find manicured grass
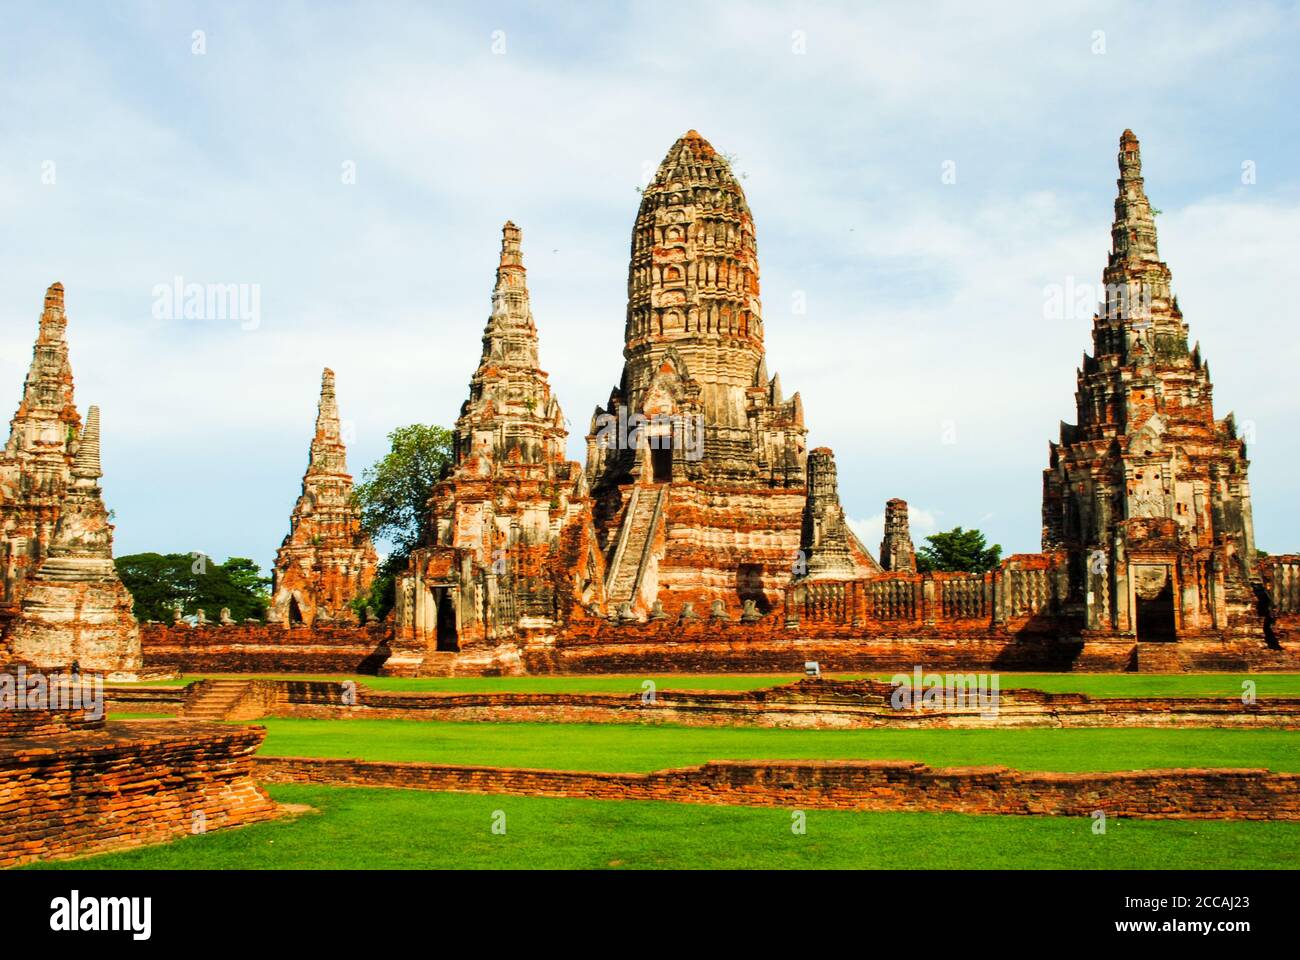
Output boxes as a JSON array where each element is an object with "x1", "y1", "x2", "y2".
[
  {"x1": 115, "y1": 672, "x2": 1300, "y2": 697},
  {"x1": 27, "y1": 783, "x2": 1300, "y2": 869},
  {"x1": 246, "y1": 716, "x2": 1300, "y2": 774}
]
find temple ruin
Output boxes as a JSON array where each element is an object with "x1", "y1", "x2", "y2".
[
  {"x1": 0, "y1": 286, "x2": 141, "y2": 677},
  {"x1": 380, "y1": 128, "x2": 1299, "y2": 674},
  {"x1": 269, "y1": 368, "x2": 377, "y2": 626},
  {"x1": 1043, "y1": 130, "x2": 1265, "y2": 647},
  {"x1": 0, "y1": 284, "x2": 81, "y2": 621},
  {"x1": 6, "y1": 407, "x2": 142, "y2": 678},
  {"x1": 391, "y1": 223, "x2": 605, "y2": 674}
]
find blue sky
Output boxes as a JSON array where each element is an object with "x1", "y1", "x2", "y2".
[{"x1": 2, "y1": 1, "x2": 1298, "y2": 571}]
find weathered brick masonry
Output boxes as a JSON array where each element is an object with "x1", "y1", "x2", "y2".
[
  {"x1": 117, "y1": 676, "x2": 1300, "y2": 730},
  {"x1": 139, "y1": 621, "x2": 390, "y2": 673},
  {"x1": 255, "y1": 755, "x2": 1300, "y2": 820},
  {"x1": 0, "y1": 715, "x2": 279, "y2": 868}
]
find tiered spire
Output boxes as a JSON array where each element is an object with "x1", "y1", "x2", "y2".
[
  {"x1": 308, "y1": 368, "x2": 348, "y2": 476},
  {"x1": 4, "y1": 282, "x2": 80, "y2": 463},
  {"x1": 456, "y1": 222, "x2": 565, "y2": 469},
  {"x1": 8, "y1": 403, "x2": 142, "y2": 678},
  {"x1": 1110, "y1": 130, "x2": 1160, "y2": 266},
  {"x1": 44, "y1": 406, "x2": 114, "y2": 566},
  {"x1": 270, "y1": 368, "x2": 377, "y2": 624},
  {"x1": 480, "y1": 221, "x2": 541, "y2": 371}
]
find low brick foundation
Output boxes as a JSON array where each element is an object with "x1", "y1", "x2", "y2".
[
  {"x1": 140, "y1": 621, "x2": 391, "y2": 673},
  {"x1": 261, "y1": 677, "x2": 1300, "y2": 729},
  {"x1": 137, "y1": 620, "x2": 1300, "y2": 677},
  {"x1": 1, "y1": 719, "x2": 281, "y2": 868},
  {"x1": 254, "y1": 755, "x2": 1300, "y2": 820}
]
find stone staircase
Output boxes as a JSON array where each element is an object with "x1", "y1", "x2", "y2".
[
  {"x1": 605, "y1": 485, "x2": 666, "y2": 605},
  {"x1": 1134, "y1": 642, "x2": 1184, "y2": 673},
  {"x1": 181, "y1": 678, "x2": 256, "y2": 721},
  {"x1": 420, "y1": 652, "x2": 460, "y2": 677}
]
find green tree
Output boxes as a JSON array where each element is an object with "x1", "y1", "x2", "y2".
[
  {"x1": 915, "y1": 527, "x2": 1003, "y2": 574},
  {"x1": 114, "y1": 553, "x2": 271, "y2": 622},
  {"x1": 351, "y1": 424, "x2": 454, "y2": 617}
]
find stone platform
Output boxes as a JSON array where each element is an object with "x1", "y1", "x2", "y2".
[
  {"x1": 0, "y1": 714, "x2": 281, "y2": 868},
  {"x1": 111, "y1": 677, "x2": 1300, "y2": 730},
  {"x1": 255, "y1": 755, "x2": 1300, "y2": 820}
]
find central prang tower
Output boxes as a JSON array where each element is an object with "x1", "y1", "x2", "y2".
[{"x1": 587, "y1": 131, "x2": 876, "y2": 618}]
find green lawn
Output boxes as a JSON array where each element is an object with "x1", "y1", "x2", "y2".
[
  {"x1": 116, "y1": 672, "x2": 1300, "y2": 697},
  {"x1": 26, "y1": 783, "x2": 1300, "y2": 869},
  {"x1": 244, "y1": 716, "x2": 1300, "y2": 774}
]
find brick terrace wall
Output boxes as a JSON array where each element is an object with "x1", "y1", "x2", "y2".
[
  {"x1": 140, "y1": 622, "x2": 392, "y2": 674},
  {"x1": 531, "y1": 626, "x2": 1084, "y2": 674},
  {"x1": 0, "y1": 706, "x2": 104, "y2": 738},
  {"x1": 254, "y1": 677, "x2": 1300, "y2": 730},
  {"x1": 0, "y1": 720, "x2": 280, "y2": 868},
  {"x1": 255, "y1": 755, "x2": 1300, "y2": 820}
]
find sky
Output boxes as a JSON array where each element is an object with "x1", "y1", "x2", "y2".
[{"x1": 2, "y1": 1, "x2": 1298, "y2": 573}]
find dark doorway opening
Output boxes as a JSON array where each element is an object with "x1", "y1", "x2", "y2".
[
  {"x1": 1136, "y1": 580, "x2": 1177, "y2": 642},
  {"x1": 435, "y1": 590, "x2": 459, "y2": 652},
  {"x1": 288, "y1": 596, "x2": 304, "y2": 625},
  {"x1": 651, "y1": 445, "x2": 672, "y2": 483}
]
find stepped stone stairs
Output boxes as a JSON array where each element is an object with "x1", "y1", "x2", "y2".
[
  {"x1": 181, "y1": 678, "x2": 256, "y2": 720},
  {"x1": 605, "y1": 485, "x2": 667, "y2": 607},
  {"x1": 1134, "y1": 642, "x2": 1185, "y2": 673}
]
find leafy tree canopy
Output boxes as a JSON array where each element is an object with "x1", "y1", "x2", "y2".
[
  {"x1": 351, "y1": 424, "x2": 454, "y2": 618},
  {"x1": 115, "y1": 553, "x2": 271, "y2": 622},
  {"x1": 914, "y1": 527, "x2": 1003, "y2": 574}
]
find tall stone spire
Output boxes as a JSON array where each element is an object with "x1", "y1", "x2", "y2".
[
  {"x1": 0, "y1": 283, "x2": 84, "y2": 609},
  {"x1": 393, "y1": 221, "x2": 595, "y2": 670},
  {"x1": 5, "y1": 282, "x2": 80, "y2": 459},
  {"x1": 7, "y1": 405, "x2": 142, "y2": 678},
  {"x1": 309, "y1": 368, "x2": 347, "y2": 475},
  {"x1": 1111, "y1": 130, "x2": 1160, "y2": 266},
  {"x1": 480, "y1": 221, "x2": 541, "y2": 371},
  {"x1": 270, "y1": 368, "x2": 377, "y2": 625},
  {"x1": 456, "y1": 222, "x2": 565, "y2": 469},
  {"x1": 1043, "y1": 131, "x2": 1258, "y2": 643}
]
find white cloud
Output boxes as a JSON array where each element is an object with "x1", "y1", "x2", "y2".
[{"x1": 1, "y1": 1, "x2": 1298, "y2": 567}]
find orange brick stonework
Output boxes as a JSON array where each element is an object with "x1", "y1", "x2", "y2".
[
  {"x1": 146, "y1": 676, "x2": 1300, "y2": 730},
  {"x1": 255, "y1": 755, "x2": 1300, "y2": 821},
  {"x1": 0, "y1": 705, "x2": 280, "y2": 868},
  {"x1": 370, "y1": 130, "x2": 1300, "y2": 676}
]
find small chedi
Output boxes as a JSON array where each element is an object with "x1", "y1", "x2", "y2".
[
  {"x1": 379, "y1": 128, "x2": 1300, "y2": 675},
  {"x1": 269, "y1": 368, "x2": 377, "y2": 625},
  {"x1": 6, "y1": 407, "x2": 141, "y2": 678},
  {"x1": 879, "y1": 498, "x2": 917, "y2": 574},
  {"x1": 391, "y1": 222, "x2": 604, "y2": 674}
]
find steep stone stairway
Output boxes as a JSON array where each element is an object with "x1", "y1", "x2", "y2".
[
  {"x1": 605, "y1": 485, "x2": 667, "y2": 605},
  {"x1": 181, "y1": 678, "x2": 255, "y2": 721}
]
